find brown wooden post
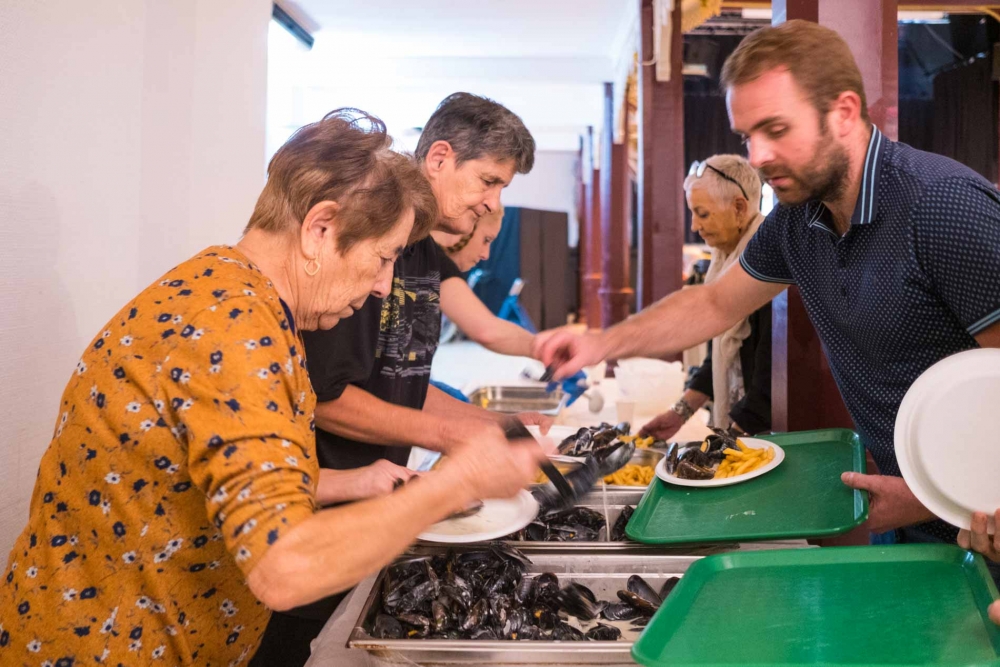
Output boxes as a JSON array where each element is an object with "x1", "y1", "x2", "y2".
[
  {"x1": 820, "y1": 0, "x2": 899, "y2": 140},
  {"x1": 599, "y1": 84, "x2": 634, "y2": 327},
  {"x1": 769, "y1": 0, "x2": 854, "y2": 434},
  {"x1": 637, "y1": 0, "x2": 685, "y2": 309},
  {"x1": 771, "y1": 0, "x2": 818, "y2": 24},
  {"x1": 583, "y1": 126, "x2": 603, "y2": 330}
]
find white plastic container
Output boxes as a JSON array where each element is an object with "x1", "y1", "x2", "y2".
[{"x1": 613, "y1": 357, "x2": 685, "y2": 415}]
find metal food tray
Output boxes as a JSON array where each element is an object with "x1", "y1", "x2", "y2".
[
  {"x1": 500, "y1": 489, "x2": 730, "y2": 553},
  {"x1": 348, "y1": 550, "x2": 704, "y2": 665},
  {"x1": 468, "y1": 385, "x2": 564, "y2": 415}
]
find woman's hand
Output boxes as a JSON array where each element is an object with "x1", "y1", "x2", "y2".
[
  {"x1": 442, "y1": 425, "x2": 546, "y2": 500},
  {"x1": 957, "y1": 510, "x2": 1000, "y2": 563},
  {"x1": 316, "y1": 460, "x2": 418, "y2": 506}
]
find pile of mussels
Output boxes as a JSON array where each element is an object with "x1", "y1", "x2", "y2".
[
  {"x1": 663, "y1": 428, "x2": 741, "y2": 481},
  {"x1": 370, "y1": 544, "x2": 678, "y2": 642},
  {"x1": 507, "y1": 505, "x2": 636, "y2": 542},
  {"x1": 557, "y1": 422, "x2": 632, "y2": 457}
]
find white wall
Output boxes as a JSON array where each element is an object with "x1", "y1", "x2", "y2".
[
  {"x1": 502, "y1": 150, "x2": 581, "y2": 246},
  {"x1": 0, "y1": 0, "x2": 270, "y2": 566}
]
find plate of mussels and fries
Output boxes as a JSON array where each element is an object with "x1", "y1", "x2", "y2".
[{"x1": 655, "y1": 430, "x2": 785, "y2": 488}]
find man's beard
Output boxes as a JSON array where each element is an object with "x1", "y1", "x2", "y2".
[{"x1": 760, "y1": 126, "x2": 850, "y2": 206}]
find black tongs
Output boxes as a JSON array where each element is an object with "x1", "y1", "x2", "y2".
[{"x1": 502, "y1": 418, "x2": 578, "y2": 506}]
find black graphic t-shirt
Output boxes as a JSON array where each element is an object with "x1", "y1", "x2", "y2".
[{"x1": 302, "y1": 236, "x2": 463, "y2": 470}]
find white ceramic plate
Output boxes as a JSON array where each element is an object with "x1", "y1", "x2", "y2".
[
  {"x1": 417, "y1": 490, "x2": 539, "y2": 544},
  {"x1": 655, "y1": 437, "x2": 785, "y2": 488},
  {"x1": 895, "y1": 348, "x2": 1000, "y2": 532}
]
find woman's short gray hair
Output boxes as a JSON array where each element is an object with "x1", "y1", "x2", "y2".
[{"x1": 683, "y1": 154, "x2": 762, "y2": 215}]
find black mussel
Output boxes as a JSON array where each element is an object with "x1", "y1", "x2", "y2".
[
  {"x1": 489, "y1": 595, "x2": 511, "y2": 629},
  {"x1": 424, "y1": 560, "x2": 440, "y2": 588},
  {"x1": 460, "y1": 598, "x2": 490, "y2": 633},
  {"x1": 547, "y1": 525, "x2": 585, "y2": 542},
  {"x1": 523, "y1": 521, "x2": 548, "y2": 541},
  {"x1": 665, "y1": 442, "x2": 681, "y2": 474},
  {"x1": 558, "y1": 583, "x2": 602, "y2": 621},
  {"x1": 615, "y1": 421, "x2": 631, "y2": 436},
  {"x1": 659, "y1": 576, "x2": 680, "y2": 600},
  {"x1": 674, "y1": 459, "x2": 716, "y2": 481},
  {"x1": 553, "y1": 507, "x2": 607, "y2": 532},
  {"x1": 617, "y1": 590, "x2": 658, "y2": 616},
  {"x1": 679, "y1": 445, "x2": 713, "y2": 468},
  {"x1": 398, "y1": 580, "x2": 437, "y2": 612},
  {"x1": 529, "y1": 604, "x2": 560, "y2": 631},
  {"x1": 602, "y1": 602, "x2": 643, "y2": 621},
  {"x1": 372, "y1": 613, "x2": 404, "y2": 639},
  {"x1": 585, "y1": 623, "x2": 622, "y2": 641},
  {"x1": 591, "y1": 423, "x2": 622, "y2": 449},
  {"x1": 489, "y1": 542, "x2": 532, "y2": 569},
  {"x1": 610, "y1": 506, "x2": 634, "y2": 542},
  {"x1": 551, "y1": 622, "x2": 586, "y2": 641},
  {"x1": 431, "y1": 630, "x2": 462, "y2": 640},
  {"x1": 515, "y1": 624, "x2": 544, "y2": 640},
  {"x1": 710, "y1": 427, "x2": 740, "y2": 449},
  {"x1": 382, "y1": 572, "x2": 423, "y2": 613},
  {"x1": 431, "y1": 600, "x2": 449, "y2": 633},
  {"x1": 468, "y1": 627, "x2": 499, "y2": 640},
  {"x1": 502, "y1": 607, "x2": 528, "y2": 638},
  {"x1": 534, "y1": 573, "x2": 560, "y2": 603},
  {"x1": 514, "y1": 576, "x2": 535, "y2": 606},
  {"x1": 631, "y1": 616, "x2": 650, "y2": 628},
  {"x1": 439, "y1": 583, "x2": 472, "y2": 611},
  {"x1": 486, "y1": 563, "x2": 522, "y2": 597},
  {"x1": 397, "y1": 612, "x2": 431, "y2": 638},
  {"x1": 560, "y1": 427, "x2": 594, "y2": 456},
  {"x1": 627, "y1": 575, "x2": 662, "y2": 606}
]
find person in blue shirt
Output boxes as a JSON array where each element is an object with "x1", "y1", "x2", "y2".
[{"x1": 535, "y1": 20, "x2": 1000, "y2": 563}]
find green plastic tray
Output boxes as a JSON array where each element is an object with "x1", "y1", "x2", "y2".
[
  {"x1": 626, "y1": 429, "x2": 868, "y2": 544},
  {"x1": 632, "y1": 544, "x2": 1000, "y2": 667}
]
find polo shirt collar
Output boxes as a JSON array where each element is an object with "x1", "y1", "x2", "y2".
[
  {"x1": 851, "y1": 126, "x2": 886, "y2": 226},
  {"x1": 805, "y1": 125, "x2": 887, "y2": 235}
]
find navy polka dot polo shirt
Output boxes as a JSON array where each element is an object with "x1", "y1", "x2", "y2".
[{"x1": 741, "y1": 126, "x2": 1000, "y2": 541}]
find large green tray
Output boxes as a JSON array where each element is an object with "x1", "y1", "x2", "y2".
[
  {"x1": 632, "y1": 544, "x2": 1000, "y2": 667},
  {"x1": 626, "y1": 429, "x2": 868, "y2": 544}
]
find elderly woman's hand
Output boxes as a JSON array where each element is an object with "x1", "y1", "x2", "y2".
[
  {"x1": 957, "y1": 510, "x2": 1000, "y2": 563},
  {"x1": 443, "y1": 424, "x2": 546, "y2": 501},
  {"x1": 639, "y1": 410, "x2": 686, "y2": 441}
]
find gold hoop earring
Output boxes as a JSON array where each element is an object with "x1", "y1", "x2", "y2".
[{"x1": 304, "y1": 258, "x2": 321, "y2": 277}]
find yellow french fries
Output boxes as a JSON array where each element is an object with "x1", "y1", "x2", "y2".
[
  {"x1": 713, "y1": 443, "x2": 773, "y2": 479},
  {"x1": 604, "y1": 464, "x2": 655, "y2": 486}
]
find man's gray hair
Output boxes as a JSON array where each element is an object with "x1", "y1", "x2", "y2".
[
  {"x1": 415, "y1": 92, "x2": 535, "y2": 174},
  {"x1": 684, "y1": 154, "x2": 762, "y2": 215}
]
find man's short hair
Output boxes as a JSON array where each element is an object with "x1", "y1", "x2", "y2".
[
  {"x1": 721, "y1": 20, "x2": 870, "y2": 123},
  {"x1": 415, "y1": 93, "x2": 535, "y2": 174}
]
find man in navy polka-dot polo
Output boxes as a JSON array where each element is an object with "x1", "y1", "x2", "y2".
[{"x1": 535, "y1": 21, "x2": 1000, "y2": 564}]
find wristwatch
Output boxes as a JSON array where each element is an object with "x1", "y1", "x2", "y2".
[{"x1": 670, "y1": 397, "x2": 694, "y2": 421}]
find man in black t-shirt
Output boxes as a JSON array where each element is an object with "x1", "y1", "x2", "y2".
[{"x1": 250, "y1": 93, "x2": 542, "y2": 666}]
